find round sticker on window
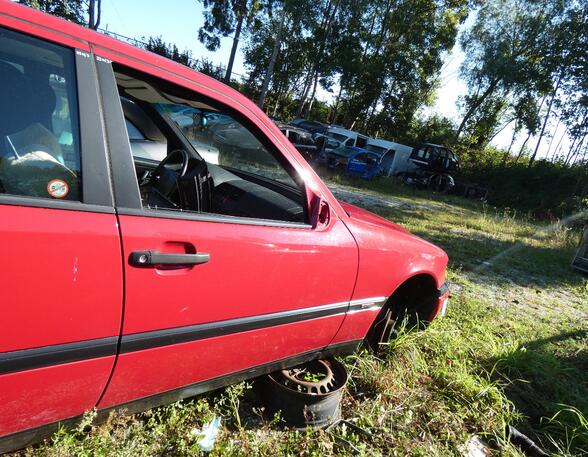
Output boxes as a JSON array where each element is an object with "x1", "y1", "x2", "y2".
[{"x1": 47, "y1": 179, "x2": 69, "y2": 199}]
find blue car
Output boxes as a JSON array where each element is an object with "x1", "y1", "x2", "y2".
[
  {"x1": 317, "y1": 145, "x2": 383, "y2": 179},
  {"x1": 345, "y1": 149, "x2": 383, "y2": 179}
]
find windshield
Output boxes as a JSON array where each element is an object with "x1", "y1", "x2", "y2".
[
  {"x1": 153, "y1": 103, "x2": 297, "y2": 186},
  {"x1": 326, "y1": 131, "x2": 349, "y2": 142},
  {"x1": 333, "y1": 145, "x2": 358, "y2": 157}
]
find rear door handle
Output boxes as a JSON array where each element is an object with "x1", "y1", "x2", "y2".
[{"x1": 129, "y1": 250, "x2": 210, "y2": 267}]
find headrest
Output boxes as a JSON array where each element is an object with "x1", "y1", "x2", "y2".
[
  {"x1": 30, "y1": 76, "x2": 57, "y2": 129},
  {"x1": 0, "y1": 61, "x2": 32, "y2": 136}
]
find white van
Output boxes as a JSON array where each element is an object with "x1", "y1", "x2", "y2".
[
  {"x1": 365, "y1": 139, "x2": 415, "y2": 176},
  {"x1": 324, "y1": 126, "x2": 369, "y2": 148}
]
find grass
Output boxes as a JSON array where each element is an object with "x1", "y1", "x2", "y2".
[{"x1": 14, "y1": 175, "x2": 588, "y2": 456}]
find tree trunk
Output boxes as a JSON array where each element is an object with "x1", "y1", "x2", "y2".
[
  {"x1": 545, "y1": 115, "x2": 561, "y2": 160},
  {"x1": 515, "y1": 131, "x2": 532, "y2": 163},
  {"x1": 296, "y1": 70, "x2": 314, "y2": 117},
  {"x1": 225, "y1": 13, "x2": 244, "y2": 83},
  {"x1": 88, "y1": 0, "x2": 101, "y2": 29},
  {"x1": 551, "y1": 129, "x2": 567, "y2": 161},
  {"x1": 306, "y1": 71, "x2": 320, "y2": 116},
  {"x1": 502, "y1": 119, "x2": 518, "y2": 164},
  {"x1": 296, "y1": 0, "x2": 340, "y2": 117},
  {"x1": 331, "y1": 83, "x2": 344, "y2": 123},
  {"x1": 564, "y1": 136, "x2": 578, "y2": 164},
  {"x1": 272, "y1": 98, "x2": 280, "y2": 117},
  {"x1": 258, "y1": 5, "x2": 287, "y2": 109},
  {"x1": 455, "y1": 77, "x2": 501, "y2": 140},
  {"x1": 528, "y1": 76, "x2": 562, "y2": 167},
  {"x1": 565, "y1": 134, "x2": 585, "y2": 165}
]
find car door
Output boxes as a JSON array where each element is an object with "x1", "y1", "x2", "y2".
[
  {"x1": 0, "y1": 26, "x2": 122, "y2": 440},
  {"x1": 90, "y1": 56, "x2": 359, "y2": 408}
]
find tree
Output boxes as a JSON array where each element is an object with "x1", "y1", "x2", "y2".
[
  {"x1": 143, "y1": 36, "x2": 195, "y2": 68},
  {"x1": 457, "y1": 0, "x2": 566, "y2": 147},
  {"x1": 19, "y1": 0, "x2": 101, "y2": 30},
  {"x1": 88, "y1": 0, "x2": 101, "y2": 30},
  {"x1": 257, "y1": 2, "x2": 286, "y2": 108},
  {"x1": 198, "y1": 0, "x2": 267, "y2": 83},
  {"x1": 553, "y1": 2, "x2": 588, "y2": 166},
  {"x1": 17, "y1": 0, "x2": 85, "y2": 24},
  {"x1": 242, "y1": 0, "x2": 321, "y2": 118},
  {"x1": 243, "y1": 0, "x2": 469, "y2": 134}
]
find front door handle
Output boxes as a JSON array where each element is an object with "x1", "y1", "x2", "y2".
[{"x1": 129, "y1": 250, "x2": 210, "y2": 267}]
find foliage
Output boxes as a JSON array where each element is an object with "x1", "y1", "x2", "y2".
[
  {"x1": 142, "y1": 36, "x2": 195, "y2": 68},
  {"x1": 457, "y1": 0, "x2": 588, "y2": 162},
  {"x1": 400, "y1": 114, "x2": 458, "y2": 147},
  {"x1": 244, "y1": 0, "x2": 469, "y2": 139},
  {"x1": 17, "y1": 0, "x2": 85, "y2": 24},
  {"x1": 196, "y1": 58, "x2": 227, "y2": 80},
  {"x1": 459, "y1": 159, "x2": 588, "y2": 220}
]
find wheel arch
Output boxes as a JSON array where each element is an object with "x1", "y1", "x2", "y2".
[
  {"x1": 364, "y1": 272, "x2": 441, "y2": 351},
  {"x1": 384, "y1": 272, "x2": 440, "y2": 323}
]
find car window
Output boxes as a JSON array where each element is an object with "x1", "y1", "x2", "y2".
[
  {"x1": 289, "y1": 131, "x2": 301, "y2": 143},
  {"x1": 156, "y1": 103, "x2": 294, "y2": 182},
  {"x1": 327, "y1": 131, "x2": 347, "y2": 143},
  {"x1": 0, "y1": 27, "x2": 81, "y2": 201},
  {"x1": 345, "y1": 138, "x2": 355, "y2": 147},
  {"x1": 365, "y1": 144, "x2": 387, "y2": 155},
  {"x1": 356, "y1": 136, "x2": 368, "y2": 148},
  {"x1": 300, "y1": 134, "x2": 315, "y2": 146},
  {"x1": 114, "y1": 67, "x2": 306, "y2": 223}
]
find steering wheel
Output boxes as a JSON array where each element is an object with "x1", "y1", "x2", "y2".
[{"x1": 146, "y1": 149, "x2": 190, "y2": 208}]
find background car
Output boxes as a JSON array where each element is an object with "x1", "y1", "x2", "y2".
[
  {"x1": 345, "y1": 150, "x2": 384, "y2": 179},
  {"x1": 290, "y1": 118, "x2": 328, "y2": 136},
  {"x1": 274, "y1": 121, "x2": 319, "y2": 161}
]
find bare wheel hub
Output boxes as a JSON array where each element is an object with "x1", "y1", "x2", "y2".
[{"x1": 278, "y1": 359, "x2": 337, "y2": 395}]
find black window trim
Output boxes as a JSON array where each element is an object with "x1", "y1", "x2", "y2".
[
  {"x1": 96, "y1": 57, "x2": 315, "y2": 229},
  {"x1": 116, "y1": 206, "x2": 312, "y2": 229},
  {"x1": 0, "y1": 26, "x2": 114, "y2": 213}
]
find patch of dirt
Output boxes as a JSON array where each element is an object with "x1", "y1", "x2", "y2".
[
  {"x1": 465, "y1": 270, "x2": 587, "y2": 320},
  {"x1": 328, "y1": 184, "x2": 407, "y2": 211}
]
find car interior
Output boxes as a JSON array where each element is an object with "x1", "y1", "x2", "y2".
[{"x1": 114, "y1": 69, "x2": 308, "y2": 224}]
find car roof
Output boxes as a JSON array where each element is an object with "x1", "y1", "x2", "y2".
[
  {"x1": 327, "y1": 126, "x2": 360, "y2": 137},
  {"x1": 422, "y1": 143, "x2": 445, "y2": 147},
  {"x1": 276, "y1": 122, "x2": 314, "y2": 136},
  {"x1": 367, "y1": 138, "x2": 397, "y2": 148}
]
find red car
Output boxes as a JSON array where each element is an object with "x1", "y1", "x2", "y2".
[{"x1": 0, "y1": 2, "x2": 449, "y2": 452}]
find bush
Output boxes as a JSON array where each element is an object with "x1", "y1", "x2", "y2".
[{"x1": 459, "y1": 158, "x2": 588, "y2": 220}]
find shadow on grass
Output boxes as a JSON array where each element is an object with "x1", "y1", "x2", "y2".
[
  {"x1": 404, "y1": 220, "x2": 582, "y2": 290},
  {"x1": 483, "y1": 329, "x2": 588, "y2": 452},
  {"x1": 474, "y1": 244, "x2": 584, "y2": 297}
]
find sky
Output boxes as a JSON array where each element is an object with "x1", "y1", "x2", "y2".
[{"x1": 99, "y1": 0, "x2": 566, "y2": 159}]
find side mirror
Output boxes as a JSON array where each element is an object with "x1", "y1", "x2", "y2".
[
  {"x1": 310, "y1": 196, "x2": 330, "y2": 228},
  {"x1": 191, "y1": 112, "x2": 209, "y2": 131},
  {"x1": 200, "y1": 113, "x2": 208, "y2": 131}
]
